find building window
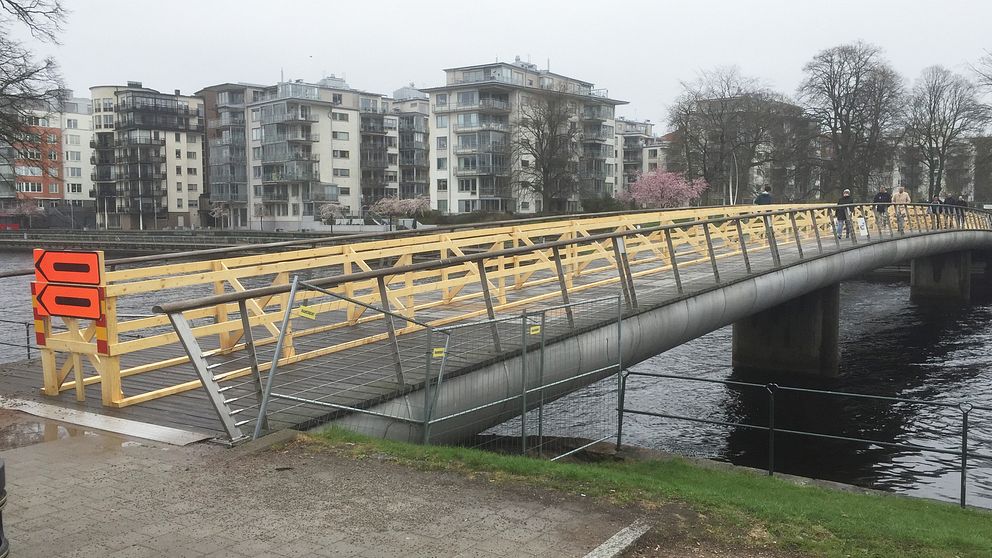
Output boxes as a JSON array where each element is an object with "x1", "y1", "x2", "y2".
[
  {"x1": 252, "y1": 166, "x2": 262, "y2": 178},
  {"x1": 332, "y1": 150, "x2": 350, "y2": 159},
  {"x1": 46, "y1": 134, "x2": 57, "y2": 143},
  {"x1": 437, "y1": 136, "x2": 447, "y2": 150},
  {"x1": 521, "y1": 159, "x2": 529, "y2": 168},
  {"x1": 333, "y1": 168, "x2": 350, "y2": 177},
  {"x1": 67, "y1": 183, "x2": 82, "y2": 193},
  {"x1": 177, "y1": 182, "x2": 183, "y2": 192},
  {"x1": 187, "y1": 167, "x2": 198, "y2": 176},
  {"x1": 102, "y1": 99, "x2": 113, "y2": 112},
  {"x1": 251, "y1": 128, "x2": 261, "y2": 140},
  {"x1": 252, "y1": 147, "x2": 262, "y2": 159},
  {"x1": 648, "y1": 149, "x2": 658, "y2": 158},
  {"x1": 437, "y1": 179, "x2": 448, "y2": 191},
  {"x1": 68, "y1": 167, "x2": 81, "y2": 177},
  {"x1": 187, "y1": 151, "x2": 197, "y2": 159},
  {"x1": 188, "y1": 134, "x2": 198, "y2": 143},
  {"x1": 331, "y1": 112, "x2": 349, "y2": 121},
  {"x1": 48, "y1": 183, "x2": 58, "y2": 193},
  {"x1": 102, "y1": 115, "x2": 113, "y2": 128},
  {"x1": 435, "y1": 94, "x2": 447, "y2": 107},
  {"x1": 177, "y1": 198, "x2": 184, "y2": 208},
  {"x1": 458, "y1": 178, "x2": 477, "y2": 193},
  {"x1": 520, "y1": 201, "x2": 530, "y2": 210},
  {"x1": 292, "y1": 203, "x2": 300, "y2": 216},
  {"x1": 16, "y1": 182, "x2": 42, "y2": 192},
  {"x1": 189, "y1": 183, "x2": 198, "y2": 192},
  {"x1": 338, "y1": 187, "x2": 350, "y2": 195},
  {"x1": 437, "y1": 199, "x2": 448, "y2": 213},
  {"x1": 251, "y1": 109, "x2": 259, "y2": 122},
  {"x1": 176, "y1": 166, "x2": 183, "y2": 175},
  {"x1": 65, "y1": 118, "x2": 78, "y2": 129},
  {"x1": 332, "y1": 93, "x2": 343, "y2": 104},
  {"x1": 15, "y1": 165, "x2": 42, "y2": 176},
  {"x1": 648, "y1": 163, "x2": 658, "y2": 171},
  {"x1": 48, "y1": 151, "x2": 58, "y2": 161},
  {"x1": 173, "y1": 132, "x2": 180, "y2": 142},
  {"x1": 175, "y1": 149, "x2": 182, "y2": 158},
  {"x1": 435, "y1": 115, "x2": 448, "y2": 128},
  {"x1": 64, "y1": 151, "x2": 80, "y2": 161},
  {"x1": 332, "y1": 131, "x2": 349, "y2": 140},
  {"x1": 66, "y1": 134, "x2": 79, "y2": 145},
  {"x1": 437, "y1": 157, "x2": 447, "y2": 170},
  {"x1": 189, "y1": 199, "x2": 199, "y2": 209}
]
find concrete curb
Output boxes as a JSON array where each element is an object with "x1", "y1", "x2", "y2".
[{"x1": 583, "y1": 518, "x2": 652, "y2": 558}]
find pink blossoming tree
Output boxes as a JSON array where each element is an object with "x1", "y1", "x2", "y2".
[
  {"x1": 370, "y1": 196, "x2": 430, "y2": 230},
  {"x1": 621, "y1": 171, "x2": 708, "y2": 208}
]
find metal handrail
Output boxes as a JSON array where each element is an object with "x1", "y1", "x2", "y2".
[
  {"x1": 620, "y1": 370, "x2": 991, "y2": 508},
  {"x1": 153, "y1": 203, "x2": 992, "y2": 315}
]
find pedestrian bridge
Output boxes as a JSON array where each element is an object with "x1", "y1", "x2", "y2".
[{"x1": 23, "y1": 203, "x2": 992, "y2": 444}]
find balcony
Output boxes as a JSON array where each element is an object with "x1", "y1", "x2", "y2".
[
  {"x1": 582, "y1": 105, "x2": 614, "y2": 121},
  {"x1": 453, "y1": 74, "x2": 515, "y2": 87},
  {"x1": 580, "y1": 169, "x2": 610, "y2": 180},
  {"x1": 479, "y1": 99, "x2": 511, "y2": 112},
  {"x1": 306, "y1": 183, "x2": 339, "y2": 202},
  {"x1": 262, "y1": 169, "x2": 320, "y2": 183},
  {"x1": 260, "y1": 190, "x2": 290, "y2": 201},
  {"x1": 262, "y1": 151, "x2": 319, "y2": 163},
  {"x1": 262, "y1": 132, "x2": 318, "y2": 144},
  {"x1": 623, "y1": 142, "x2": 643, "y2": 151},
  {"x1": 117, "y1": 153, "x2": 166, "y2": 164},
  {"x1": 452, "y1": 121, "x2": 509, "y2": 132},
  {"x1": 453, "y1": 143, "x2": 508, "y2": 155},
  {"x1": 582, "y1": 129, "x2": 612, "y2": 142},
  {"x1": 208, "y1": 187, "x2": 248, "y2": 202},
  {"x1": 208, "y1": 117, "x2": 246, "y2": 128},
  {"x1": 261, "y1": 112, "x2": 319, "y2": 125},
  {"x1": 210, "y1": 136, "x2": 247, "y2": 149},
  {"x1": 116, "y1": 168, "x2": 166, "y2": 181},
  {"x1": 455, "y1": 165, "x2": 510, "y2": 177},
  {"x1": 116, "y1": 103, "x2": 202, "y2": 116},
  {"x1": 115, "y1": 136, "x2": 167, "y2": 147}
]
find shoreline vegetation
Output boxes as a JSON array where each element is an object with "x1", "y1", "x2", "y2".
[{"x1": 312, "y1": 428, "x2": 992, "y2": 558}]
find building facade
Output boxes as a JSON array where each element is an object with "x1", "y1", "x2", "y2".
[
  {"x1": 425, "y1": 59, "x2": 626, "y2": 214},
  {"x1": 615, "y1": 118, "x2": 654, "y2": 194},
  {"x1": 393, "y1": 85, "x2": 430, "y2": 200},
  {"x1": 90, "y1": 81, "x2": 205, "y2": 230}
]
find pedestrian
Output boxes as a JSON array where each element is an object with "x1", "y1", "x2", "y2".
[
  {"x1": 928, "y1": 194, "x2": 943, "y2": 229},
  {"x1": 944, "y1": 192, "x2": 966, "y2": 228},
  {"x1": 835, "y1": 189, "x2": 855, "y2": 239},
  {"x1": 754, "y1": 186, "x2": 772, "y2": 205},
  {"x1": 872, "y1": 186, "x2": 891, "y2": 230},
  {"x1": 891, "y1": 186, "x2": 911, "y2": 233}
]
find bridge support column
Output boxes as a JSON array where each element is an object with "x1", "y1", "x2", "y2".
[
  {"x1": 910, "y1": 251, "x2": 971, "y2": 301},
  {"x1": 732, "y1": 285, "x2": 839, "y2": 377}
]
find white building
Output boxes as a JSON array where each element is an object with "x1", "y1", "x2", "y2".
[
  {"x1": 424, "y1": 58, "x2": 626, "y2": 214},
  {"x1": 59, "y1": 96, "x2": 94, "y2": 209}
]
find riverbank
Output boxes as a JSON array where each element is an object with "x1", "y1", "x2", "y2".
[{"x1": 316, "y1": 427, "x2": 992, "y2": 558}]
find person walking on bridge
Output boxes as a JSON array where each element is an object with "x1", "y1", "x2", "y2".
[
  {"x1": 835, "y1": 189, "x2": 855, "y2": 239},
  {"x1": 944, "y1": 192, "x2": 966, "y2": 227},
  {"x1": 754, "y1": 186, "x2": 772, "y2": 205},
  {"x1": 872, "y1": 186, "x2": 892, "y2": 231},
  {"x1": 928, "y1": 194, "x2": 944, "y2": 229},
  {"x1": 892, "y1": 186, "x2": 911, "y2": 233}
]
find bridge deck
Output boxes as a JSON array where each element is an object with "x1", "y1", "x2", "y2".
[{"x1": 2, "y1": 229, "x2": 818, "y2": 439}]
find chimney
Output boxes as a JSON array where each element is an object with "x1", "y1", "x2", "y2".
[{"x1": 174, "y1": 89, "x2": 181, "y2": 96}]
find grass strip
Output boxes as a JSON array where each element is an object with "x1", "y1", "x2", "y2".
[{"x1": 313, "y1": 427, "x2": 992, "y2": 558}]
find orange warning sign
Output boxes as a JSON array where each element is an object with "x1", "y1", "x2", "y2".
[
  {"x1": 32, "y1": 282, "x2": 102, "y2": 320},
  {"x1": 33, "y1": 249, "x2": 103, "y2": 285}
]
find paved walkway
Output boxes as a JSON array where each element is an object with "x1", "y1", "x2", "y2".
[{"x1": 2, "y1": 412, "x2": 631, "y2": 557}]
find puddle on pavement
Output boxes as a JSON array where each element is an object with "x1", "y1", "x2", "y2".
[{"x1": 0, "y1": 408, "x2": 116, "y2": 451}]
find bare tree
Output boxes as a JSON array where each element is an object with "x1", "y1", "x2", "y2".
[
  {"x1": 973, "y1": 50, "x2": 992, "y2": 91},
  {"x1": 667, "y1": 67, "x2": 809, "y2": 204},
  {"x1": 512, "y1": 87, "x2": 580, "y2": 212},
  {"x1": 905, "y1": 66, "x2": 990, "y2": 200},
  {"x1": 0, "y1": 1, "x2": 66, "y2": 158},
  {"x1": 798, "y1": 42, "x2": 905, "y2": 201}
]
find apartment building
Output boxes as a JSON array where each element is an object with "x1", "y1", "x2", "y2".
[
  {"x1": 424, "y1": 58, "x2": 626, "y2": 214},
  {"x1": 60, "y1": 96, "x2": 95, "y2": 210},
  {"x1": 200, "y1": 76, "x2": 404, "y2": 230},
  {"x1": 615, "y1": 118, "x2": 654, "y2": 194},
  {"x1": 393, "y1": 85, "x2": 430, "y2": 200},
  {"x1": 90, "y1": 81, "x2": 205, "y2": 229},
  {"x1": 7, "y1": 111, "x2": 63, "y2": 207}
]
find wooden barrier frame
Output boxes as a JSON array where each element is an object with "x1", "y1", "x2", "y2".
[{"x1": 35, "y1": 203, "x2": 968, "y2": 408}]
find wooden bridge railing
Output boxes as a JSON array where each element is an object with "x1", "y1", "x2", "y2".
[{"x1": 33, "y1": 203, "x2": 988, "y2": 409}]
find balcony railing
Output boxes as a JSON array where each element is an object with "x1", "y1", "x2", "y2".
[
  {"x1": 582, "y1": 129, "x2": 612, "y2": 142},
  {"x1": 582, "y1": 105, "x2": 614, "y2": 121},
  {"x1": 306, "y1": 183, "x2": 339, "y2": 202},
  {"x1": 208, "y1": 117, "x2": 246, "y2": 128},
  {"x1": 262, "y1": 169, "x2": 320, "y2": 183},
  {"x1": 117, "y1": 153, "x2": 166, "y2": 164},
  {"x1": 264, "y1": 133, "x2": 319, "y2": 144},
  {"x1": 116, "y1": 103, "x2": 202, "y2": 116},
  {"x1": 262, "y1": 151, "x2": 319, "y2": 163},
  {"x1": 455, "y1": 165, "x2": 510, "y2": 176},
  {"x1": 453, "y1": 143, "x2": 508, "y2": 155},
  {"x1": 261, "y1": 112, "x2": 319, "y2": 125},
  {"x1": 260, "y1": 191, "x2": 290, "y2": 201},
  {"x1": 452, "y1": 121, "x2": 509, "y2": 132},
  {"x1": 209, "y1": 190, "x2": 248, "y2": 202},
  {"x1": 209, "y1": 136, "x2": 247, "y2": 149},
  {"x1": 115, "y1": 137, "x2": 167, "y2": 147}
]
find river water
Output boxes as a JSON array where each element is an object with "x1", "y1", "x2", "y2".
[{"x1": 1, "y1": 249, "x2": 990, "y2": 507}]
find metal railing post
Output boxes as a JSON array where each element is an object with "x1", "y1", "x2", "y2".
[
  {"x1": 253, "y1": 275, "x2": 299, "y2": 440},
  {"x1": 615, "y1": 295, "x2": 624, "y2": 452},
  {"x1": 376, "y1": 276, "x2": 406, "y2": 384},
  {"x1": 702, "y1": 223, "x2": 721, "y2": 283},
  {"x1": 550, "y1": 245, "x2": 575, "y2": 328},
  {"x1": 475, "y1": 260, "x2": 502, "y2": 352},
  {"x1": 767, "y1": 383, "x2": 777, "y2": 476},
  {"x1": 24, "y1": 322, "x2": 31, "y2": 360},
  {"x1": 422, "y1": 328, "x2": 434, "y2": 445},
  {"x1": 538, "y1": 311, "x2": 546, "y2": 458},
  {"x1": 788, "y1": 211, "x2": 804, "y2": 259},
  {"x1": 808, "y1": 209, "x2": 823, "y2": 254},
  {"x1": 734, "y1": 219, "x2": 752, "y2": 273},
  {"x1": 520, "y1": 312, "x2": 528, "y2": 455},
  {"x1": 238, "y1": 299, "x2": 267, "y2": 433},
  {"x1": 611, "y1": 237, "x2": 634, "y2": 309},
  {"x1": 663, "y1": 228, "x2": 683, "y2": 294},
  {"x1": 764, "y1": 216, "x2": 782, "y2": 266},
  {"x1": 960, "y1": 403, "x2": 972, "y2": 508}
]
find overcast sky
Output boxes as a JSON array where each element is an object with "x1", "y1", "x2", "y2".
[{"x1": 16, "y1": 0, "x2": 992, "y2": 130}]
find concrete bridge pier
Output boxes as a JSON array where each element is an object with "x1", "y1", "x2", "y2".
[
  {"x1": 732, "y1": 285, "x2": 840, "y2": 377},
  {"x1": 910, "y1": 251, "x2": 971, "y2": 301}
]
